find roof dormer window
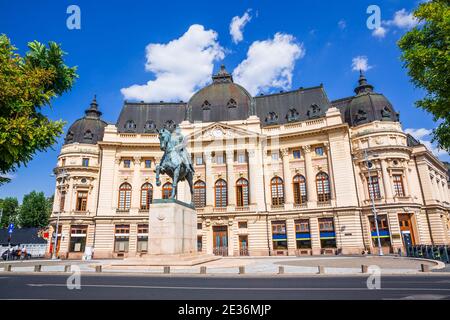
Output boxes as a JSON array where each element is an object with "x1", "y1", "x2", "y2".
[
  {"x1": 227, "y1": 98, "x2": 237, "y2": 108},
  {"x1": 286, "y1": 108, "x2": 300, "y2": 122},
  {"x1": 83, "y1": 130, "x2": 93, "y2": 141},
  {"x1": 265, "y1": 112, "x2": 279, "y2": 125},
  {"x1": 144, "y1": 120, "x2": 157, "y2": 133},
  {"x1": 124, "y1": 120, "x2": 136, "y2": 132},
  {"x1": 202, "y1": 100, "x2": 211, "y2": 110}
]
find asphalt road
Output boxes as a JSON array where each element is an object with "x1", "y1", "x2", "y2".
[{"x1": 0, "y1": 273, "x2": 449, "y2": 300}]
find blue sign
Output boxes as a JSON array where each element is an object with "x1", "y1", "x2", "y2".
[{"x1": 7, "y1": 223, "x2": 14, "y2": 234}]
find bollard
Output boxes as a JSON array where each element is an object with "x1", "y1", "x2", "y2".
[
  {"x1": 239, "y1": 266, "x2": 245, "y2": 274},
  {"x1": 95, "y1": 265, "x2": 102, "y2": 273},
  {"x1": 420, "y1": 264, "x2": 430, "y2": 272},
  {"x1": 318, "y1": 266, "x2": 325, "y2": 274},
  {"x1": 278, "y1": 266, "x2": 284, "y2": 274},
  {"x1": 361, "y1": 265, "x2": 369, "y2": 274},
  {"x1": 200, "y1": 266, "x2": 207, "y2": 274},
  {"x1": 163, "y1": 266, "x2": 170, "y2": 274},
  {"x1": 64, "y1": 265, "x2": 71, "y2": 273},
  {"x1": 34, "y1": 265, "x2": 42, "y2": 272},
  {"x1": 4, "y1": 264, "x2": 12, "y2": 272}
]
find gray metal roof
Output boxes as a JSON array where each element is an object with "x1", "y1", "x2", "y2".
[{"x1": 0, "y1": 228, "x2": 47, "y2": 246}]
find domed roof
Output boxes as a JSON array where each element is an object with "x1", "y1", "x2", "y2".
[
  {"x1": 64, "y1": 96, "x2": 108, "y2": 145},
  {"x1": 344, "y1": 71, "x2": 399, "y2": 126},
  {"x1": 188, "y1": 65, "x2": 254, "y2": 122}
]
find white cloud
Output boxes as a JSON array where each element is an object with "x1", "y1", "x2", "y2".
[
  {"x1": 372, "y1": 26, "x2": 387, "y2": 38},
  {"x1": 232, "y1": 33, "x2": 304, "y2": 95},
  {"x1": 351, "y1": 56, "x2": 372, "y2": 72},
  {"x1": 389, "y1": 9, "x2": 419, "y2": 29},
  {"x1": 121, "y1": 24, "x2": 225, "y2": 102},
  {"x1": 405, "y1": 128, "x2": 449, "y2": 159},
  {"x1": 338, "y1": 20, "x2": 347, "y2": 30},
  {"x1": 229, "y1": 10, "x2": 252, "y2": 44}
]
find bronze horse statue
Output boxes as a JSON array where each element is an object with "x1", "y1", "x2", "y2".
[{"x1": 155, "y1": 127, "x2": 195, "y2": 201}]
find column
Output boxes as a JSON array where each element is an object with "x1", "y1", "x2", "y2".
[
  {"x1": 204, "y1": 151, "x2": 214, "y2": 207},
  {"x1": 226, "y1": 150, "x2": 236, "y2": 209},
  {"x1": 131, "y1": 156, "x2": 141, "y2": 212},
  {"x1": 302, "y1": 145, "x2": 317, "y2": 208},
  {"x1": 281, "y1": 148, "x2": 294, "y2": 209},
  {"x1": 248, "y1": 147, "x2": 266, "y2": 212},
  {"x1": 309, "y1": 217, "x2": 321, "y2": 255},
  {"x1": 286, "y1": 219, "x2": 296, "y2": 255},
  {"x1": 324, "y1": 142, "x2": 336, "y2": 203},
  {"x1": 380, "y1": 160, "x2": 393, "y2": 201}
]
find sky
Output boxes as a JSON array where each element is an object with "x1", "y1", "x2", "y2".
[{"x1": 0, "y1": 0, "x2": 447, "y2": 202}]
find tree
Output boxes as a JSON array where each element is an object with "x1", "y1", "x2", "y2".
[
  {"x1": 0, "y1": 34, "x2": 77, "y2": 185},
  {"x1": 18, "y1": 191, "x2": 51, "y2": 228},
  {"x1": 398, "y1": 0, "x2": 450, "y2": 152},
  {"x1": 0, "y1": 197, "x2": 19, "y2": 228}
]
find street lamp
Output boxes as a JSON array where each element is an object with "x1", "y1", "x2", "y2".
[
  {"x1": 52, "y1": 169, "x2": 69, "y2": 259},
  {"x1": 364, "y1": 150, "x2": 383, "y2": 256}
]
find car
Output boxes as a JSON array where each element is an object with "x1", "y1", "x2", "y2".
[{"x1": 1, "y1": 249, "x2": 32, "y2": 261}]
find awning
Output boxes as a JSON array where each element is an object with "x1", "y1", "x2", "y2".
[
  {"x1": 296, "y1": 233, "x2": 311, "y2": 240},
  {"x1": 320, "y1": 231, "x2": 336, "y2": 239}
]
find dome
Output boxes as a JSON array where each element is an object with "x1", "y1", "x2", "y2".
[
  {"x1": 344, "y1": 71, "x2": 399, "y2": 126},
  {"x1": 64, "y1": 96, "x2": 108, "y2": 145},
  {"x1": 188, "y1": 65, "x2": 254, "y2": 122}
]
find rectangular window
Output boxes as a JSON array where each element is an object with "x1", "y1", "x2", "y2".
[
  {"x1": 295, "y1": 219, "x2": 311, "y2": 249},
  {"x1": 195, "y1": 155, "x2": 203, "y2": 165},
  {"x1": 393, "y1": 174, "x2": 405, "y2": 197},
  {"x1": 272, "y1": 221, "x2": 287, "y2": 250},
  {"x1": 315, "y1": 147, "x2": 324, "y2": 156},
  {"x1": 318, "y1": 218, "x2": 336, "y2": 248},
  {"x1": 271, "y1": 152, "x2": 279, "y2": 161},
  {"x1": 82, "y1": 158, "x2": 89, "y2": 167},
  {"x1": 293, "y1": 150, "x2": 301, "y2": 159},
  {"x1": 69, "y1": 225, "x2": 87, "y2": 253},
  {"x1": 76, "y1": 191, "x2": 88, "y2": 212},
  {"x1": 215, "y1": 153, "x2": 224, "y2": 164},
  {"x1": 238, "y1": 221, "x2": 248, "y2": 229},
  {"x1": 144, "y1": 159, "x2": 152, "y2": 168},
  {"x1": 369, "y1": 215, "x2": 391, "y2": 248},
  {"x1": 197, "y1": 236, "x2": 203, "y2": 252},
  {"x1": 137, "y1": 224, "x2": 148, "y2": 252},
  {"x1": 114, "y1": 225, "x2": 130, "y2": 253},
  {"x1": 197, "y1": 222, "x2": 203, "y2": 230},
  {"x1": 59, "y1": 191, "x2": 66, "y2": 212},
  {"x1": 61, "y1": 158, "x2": 66, "y2": 166},
  {"x1": 237, "y1": 153, "x2": 246, "y2": 163},
  {"x1": 123, "y1": 159, "x2": 131, "y2": 168},
  {"x1": 368, "y1": 176, "x2": 382, "y2": 199}
]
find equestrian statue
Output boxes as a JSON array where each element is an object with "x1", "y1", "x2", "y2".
[{"x1": 155, "y1": 126, "x2": 195, "y2": 202}]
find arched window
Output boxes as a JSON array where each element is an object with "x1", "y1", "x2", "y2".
[
  {"x1": 271, "y1": 177, "x2": 285, "y2": 205},
  {"x1": 124, "y1": 120, "x2": 136, "y2": 132},
  {"x1": 162, "y1": 182, "x2": 173, "y2": 199},
  {"x1": 118, "y1": 183, "x2": 132, "y2": 210},
  {"x1": 293, "y1": 175, "x2": 307, "y2": 204},
  {"x1": 236, "y1": 178, "x2": 249, "y2": 207},
  {"x1": 140, "y1": 183, "x2": 153, "y2": 210},
  {"x1": 214, "y1": 179, "x2": 227, "y2": 207},
  {"x1": 316, "y1": 172, "x2": 331, "y2": 202},
  {"x1": 193, "y1": 180, "x2": 206, "y2": 208}
]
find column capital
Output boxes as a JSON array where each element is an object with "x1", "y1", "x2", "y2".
[
  {"x1": 133, "y1": 156, "x2": 141, "y2": 165},
  {"x1": 301, "y1": 145, "x2": 311, "y2": 153},
  {"x1": 280, "y1": 148, "x2": 289, "y2": 158},
  {"x1": 225, "y1": 149, "x2": 234, "y2": 159},
  {"x1": 323, "y1": 142, "x2": 330, "y2": 151}
]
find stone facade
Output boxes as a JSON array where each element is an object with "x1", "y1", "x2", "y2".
[{"x1": 47, "y1": 68, "x2": 450, "y2": 259}]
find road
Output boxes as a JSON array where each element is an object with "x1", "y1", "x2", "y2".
[{"x1": 1, "y1": 273, "x2": 450, "y2": 300}]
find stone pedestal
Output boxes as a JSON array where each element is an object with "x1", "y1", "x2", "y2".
[{"x1": 148, "y1": 199, "x2": 196, "y2": 255}]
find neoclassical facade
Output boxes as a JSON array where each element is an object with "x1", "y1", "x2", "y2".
[{"x1": 48, "y1": 66, "x2": 450, "y2": 259}]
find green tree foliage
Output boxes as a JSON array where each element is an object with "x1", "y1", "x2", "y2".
[
  {"x1": 0, "y1": 34, "x2": 77, "y2": 184},
  {"x1": 0, "y1": 197, "x2": 19, "y2": 228},
  {"x1": 18, "y1": 191, "x2": 52, "y2": 228},
  {"x1": 398, "y1": 0, "x2": 450, "y2": 151}
]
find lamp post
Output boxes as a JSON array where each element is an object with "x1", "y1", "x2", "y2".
[
  {"x1": 364, "y1": 150, "x2": 383, "y2": 256},
  {"x1": 52, "y1": 170, "x2": 69, "y2": 260}
]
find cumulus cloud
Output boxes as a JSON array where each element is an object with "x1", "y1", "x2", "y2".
[
  {"x1": 372, "y1": 26, "x2": 387, "y2": 38},
  {"x1": 405, "y1": 128, "x2": 449, "y2": 159},
  {"x1": 351, "y1": 56, "x2": 372, "y2": 72},
  {"x1": 121, "y1": 24, "x2": 225, "y2": 102},
  {"x1": 372, "y1": 8, "x2": 419, "y2": 38},
  {"x1": 230, "y1": 9, "x2": 252, "y2": 44},
  {"x1": 232, "y1": 33, "x2": 304, "y2": 95}
]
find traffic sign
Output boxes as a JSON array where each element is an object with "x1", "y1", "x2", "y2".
[{"x1": 7, "y1": 223, "x2": 14, "y2": 234}]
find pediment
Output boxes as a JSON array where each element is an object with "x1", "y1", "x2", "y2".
[{"x1": 187, "y1": 123, "x2": 260, "y2": 142}]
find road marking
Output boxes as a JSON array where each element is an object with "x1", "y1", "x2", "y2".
[{"x1": 26, "y1": 284, "x2": 450, "y2": 291}]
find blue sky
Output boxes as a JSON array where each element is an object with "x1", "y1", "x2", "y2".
[{"x1": 0, "y1": 0, "x2": 447, "y2": 201}]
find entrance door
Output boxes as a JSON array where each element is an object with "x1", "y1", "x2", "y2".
[
  {"x1": 398, "y1": 214, "x2": 415, "y2": 250},
  {"x1": 213, "y1": 226, "x2": 228, "y2": 256},
  {"x1": 239, "y1": 235, "x2": 249, "y2": 256}
]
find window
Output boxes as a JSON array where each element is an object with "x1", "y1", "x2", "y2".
[
  {"x1": 162, "y1": 182, "x2": 173, "y2": 199},
  {"x1": 197, "y1": 236, "x2": 203, "y2": 252},
  {"x1": 368, "y1": 176, "x2": 381, "y2": 199},
  {"x1": 123, "y1": 159, "x2": 131, "y2": 168},
  {"x1": 114, "y1": 225, "x2": 130, "y2": 252},
  {"x1": 271, "y1": 177, "x2": 285, "y2": 205},
  {"x1": 76, "y1": 191, "x2": 88, "y2": 211},
  {"x1": 193, "y1": 180, "x2": 206, "y2": 208},
  {"x1": 271, "y1": 152, "x2": 279, "y2": 161},
  {"x1": 214, "y1": 179, "x2": 227, "y2": 207},
  {"x1": 315, "y1": 147, "x2": 324, "y2": 156},
  {"x1": 295, "y1": 219, "x2": 311, "y2": 249},
  {"x1": 69, "y1": 225, "x2": 87, "y2": 252},
  {"x1": 195, "y1": 155, "x2": 203, "y2": 165},
  {"x1": 82, "y1": 158, "x2": 89, "y2": 167},
  {"x1": 393, "y1": 174, "x2": 405, "y2": 197},
  {"x1": 369, "y1": 215, "x2": 391, "y2": 248},
  {"x1": 215, "y1": 153, "x2": 224, "y2": 164},
  {"x1": 293, "y1": 175, "x2": 307, "y2": 204},
  {"x1": 59, "y1": 191, "x2": 66, "y2": 212},
  {"x1": 238, "y1": 221, "x2": 248, "y2": 229},
  {"x1": 144, "y1": 159, "x2": 152, "y2": 168},
  {"x1": 140, "y1": 183, "x2": 153, "y2": 210},
  {"x1": 237, "y1": 153, "x2": 246, "y2": 163},
  {"x1": 197, "y1": 223, "x2": 203, "y2": 230},
  {"x1": 316, "y1": 172, "x2": 331, "y2": 202},
  {"x1": 124, "y1": 120, "x2": 136, "y2": 132},
  {"x1": 236, "y1": 178, "x2": 249, "y2": 207},
  {"x1": 118, "y1": 183, "x2": 132, "y2": 210},
  {"x1": 272, "y1": 221, "x2": 287, "y2": 250},
  {"x1": 319, "y1": 218, "x2": 336, "y2": 248},
  {"x1": 293, "y1": 150, "x2": 301, "y2": 159},
  {"x1": 137, "y1": 224, "x2": 148, "y2": 252},
  {"x1": 61, "y1": 158, "x2": 66, "y2": 166}
]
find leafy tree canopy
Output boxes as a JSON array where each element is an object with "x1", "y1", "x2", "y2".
[
  {"x1": 0, "y1": 197, "x2": 19, "y2": 228},
  {"x1": 18, "y1": 191, "x2": 52, "y2": 228}
]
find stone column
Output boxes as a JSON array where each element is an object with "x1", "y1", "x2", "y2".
[
  {"x1": 302, "y1": 145, "x2": 317, "y2": 208},
  {"x1": 248, "y1": 147, "x2": 266, "y2": 212},
  {"x1": 131, "y1": 156, "x2": 141, "y2": 212},
  {"x1": 286, "y1": 219, "x2": 297, "y2": 255},
  {"x1": 381, "y1": 160, "x2": 393, "y2": 201},
  {"x1": 324, "y1": 142, "x2": 336, "y2": 202},
  {"x1": 204, "y1": 151, "x2": 214, "y2": 207},
  {"x1": 309, "y1": 217, "x2": 321, "y2": 255},
  {"x1": 281, "y1": 148, "x2": 294, "y2": 209},
  {"x1": 226, "y1": 150, "x2": 236, "y2": 209}
]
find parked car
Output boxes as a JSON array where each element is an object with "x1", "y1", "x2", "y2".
[{"x1": 1, "y1": 249, "x2": 31, "y2": 260}]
